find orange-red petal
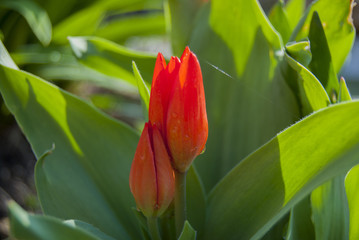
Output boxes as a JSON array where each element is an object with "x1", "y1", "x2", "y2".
[
  {"x1": 129, "y1": 122, "x2": 175, "y2": 217},
  {"x1": 129, "y1": 123, "x2": 157, "y2": 217},
  {"x1": 152, "y1": 124, "x2": 175, "y2": 216},
  {"x1": 166, "y1": 49, "x2": 208, "y2": 172},
  {"x1": 152, "y1": 53, "x2": 166, "y2": 85},
  {"x1": 149, "y1": 56, "x2": 180, "y2": 135}
]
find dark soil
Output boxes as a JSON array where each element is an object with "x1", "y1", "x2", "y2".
[{"x1": 0, "y1": 120, "x2": 38, "y2": 239}]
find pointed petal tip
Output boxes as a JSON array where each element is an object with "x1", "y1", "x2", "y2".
[
  {"x1": 167, "y1": 56, "x2": 181, "y2": 73},
  {"x1": 155, "y1": 52, "x2": 167, "y2": 68},
  {"x1": 157, "y1": 52, "x2": 166, "y2": 63},
  {"x1": 180, "y1": 46, "x2": 191, "y2": 62},
  {"x1": 152, "y1": 53, "x2": 167, "y2": 86}
]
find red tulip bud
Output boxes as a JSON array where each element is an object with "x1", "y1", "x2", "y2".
[
  {"x1": 149, "y1": 47, "x2": 208, "y2": 173},
  {"x1": 129, "y1": 122, "x2": 175, "y2": 217}
]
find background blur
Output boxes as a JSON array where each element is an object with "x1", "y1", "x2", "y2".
[{"x1": 0, "y1": 0, "x2": 358, "y2": 238}]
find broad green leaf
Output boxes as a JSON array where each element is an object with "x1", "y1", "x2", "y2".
[
  {"x1": 308, "y1": 12, "x2": 339, "y2": 102},
  {"x1": 345, "y1": 165, "x2": 359, "y2": 240},
  {"x1": 132, "y1": 61, "x2": 150, "y2": 121},
  {"x1": 0, "y1": 41, "x2": 141, "y2": 239},
  {"x1": 64, "y1": 220, "x2": 116, "y2": 240},
  {"x1": 69, "y1": 36, "x2": 156, "y2": 86},
  {"x1": 186, "y1": 165, "x2": 206, "y2": 237},
  {"x1": 8, "y1": 201, "x2": 99, "y2": 240},
  {"x1": 268, "y1": 1, "x2": 291, "y2": 44},
  {"x1": 209, "y1": 0, "x2": 282, "y2": 76},
  {"x1": 0, "y1": 0, "x2": 52, "y2": 45},
  {"x1": 178, "y1": 221, "x2": 196, "y2": 240},
  {"x1": 190, "y1": 4, "x2": 298, "y2": 191},
  {"x1": 292, "y1": 0, "x2": 355, "y2": 72},
  {"x1": 286, "y1": 198, "x2": 315, "y2": 240},
  {"x1": 205, "y1": 100, "x2": 359, "y2": 240},
  {"x1": 284, "y1": 0, "x2": 305, "y2": 31}
]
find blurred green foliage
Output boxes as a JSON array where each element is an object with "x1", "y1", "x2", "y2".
[{"x1": 0, "y1": 0, "x2": 359, "y2": 240}]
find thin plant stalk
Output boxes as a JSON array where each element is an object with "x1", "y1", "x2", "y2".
[
  {"x1": 175, "y1": 170, "x2": 187, "y2": 237},
  {"x1": 147, "y1": 217, "x2": 161, "y2": 240}
]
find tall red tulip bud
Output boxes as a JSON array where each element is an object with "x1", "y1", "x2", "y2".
[
  {"x1": 129, "y1": 122, "x2": 175, "y2": 217},
  {"x1": 149, "y1": 47, "x2": 208, "y2": 173}
]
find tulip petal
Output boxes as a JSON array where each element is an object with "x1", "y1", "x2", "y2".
[
  {"x1": 152, "y1": 53, "x2": 166, "y2": 84},
  {"x1": 129, "y1": 123, "x2": 157, "y2": 217},
  {"x1": 166, "y1": 50, "x2": 208, "y2": 172},
  {"x1": 180, "y1": 46, "x2": 190, "y2": 62},
  {"x1": 152, "y1": 124, "x2": 175, "y2": 216},
  {"x1": 149, "y1": 56, "x2": 180, "y2": 134}
]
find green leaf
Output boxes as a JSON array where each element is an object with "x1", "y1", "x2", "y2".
[
  {"x1": 132, "y1": 61, "x2": 150, "y2": 121},
  {"x1": 52, "y1": 0, "x2": 151, "y2": 44},
  {"x1": 10, "y1": 44, "x2": 136, "y2": 94},
  {"x1": 285, "y1": 41, "x2": 311, "y2": 67},
  {"x1": 286, "y1": 197, "x2": 315, "y2": 240},
  {"x1": 34, "y1": 63, "x2": 138, "y2": 94},
  {"x1": 209, "y1": 0, "x2": 282, "y2": 76},
  {"x1": 8, "y1": 201, "x2": 99, "y2": 240},
  {"x1": 306, "y1": 11, "x2": 351, "y2": 239},
  {"x1": 0, "y1": 0, "x2": 52, "y2": 45},
  {"x1": 178, "y1": 221, "x2": 196, "y2": 240},
  {"x1": 339, "y1": 77, "x2": 352, "y2": 102},
  {"x1": 0, "y1": 41, "x2": 18, "y2": 69},
  {"x1": 190, "y1": 4, "x2": 298, "y2": 191},
  {"x1": 64, "y1": 220, "x2": 116, "y2": 240},
  {"x1": 0, "y1": 41, "x2": 141, "y2": 239},
  {"x1": 168, "y1": 0, "x2": 204, "y2": 55},
  {"x1": 131, "y1": 208, "x2": 151, "y2": 240},
  {"x1": 284, "y1": 52, "x2": 330, "y2": 115},
  {"x1": 186, "y1": 165, "x2": 206, "y2": 237},
  {"x1": 285, "y1": 15, "x2": 349, "y2": 237},
  {"x1": 284, "y1": 0, "x2": 305, "y2": 31},
  {"x1": 205, "y1": 100, "x2": 359, "y2": 240},
  {"x1": 260, "y1": 214, "x2": 288, "y2": 240},
  {"x1": 308, "y1": 11, "x2": 339, "y2": 102},
  {"x1": 95, "y1": 10, "x2": 166, "y2": 42},
  {"x1": 69, "y1": 36, "x2": 156, "y2": 87},
  {"x1": 342, "y1": 81, "x2": 358, "y2": 240},
  {"x1": 292, "y1": 0, "x2": 355, "y2": 72},
  {"x1": 268, "y1": 1, "x2": 291, "y2": 44},
  {"x1": 345, "y1": 165, "x2": 359, "y2": 240},
  {"x1": 311, "y1": 175, "x2": 349, "y2": 240}
]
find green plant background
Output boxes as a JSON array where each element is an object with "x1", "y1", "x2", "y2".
[{"x1": 0, "y1": 0, "x2": 359, "y2": 239}]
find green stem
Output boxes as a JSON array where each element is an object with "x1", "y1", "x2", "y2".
[
  {"x1": 175, "y1": 170, "x2": 187, "y2": 237},
  {"x1": 147, "y1": 217, "x2": 161, "y2": 240}
]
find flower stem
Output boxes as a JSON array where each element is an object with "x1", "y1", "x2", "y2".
[
  {"x1": 175, "y1": 170, "x2": 187, "y2": 237},
  {"x1": 147, "y1": 217, "x2": 161, "y2": 240}
]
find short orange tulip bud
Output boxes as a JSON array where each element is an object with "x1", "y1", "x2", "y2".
[
  {"x1": 149, "y1": 47, "x2": 208, "y2": 173},
  {"x1": 129, "y1": 122, "x2": 175, "y2": 217}
]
